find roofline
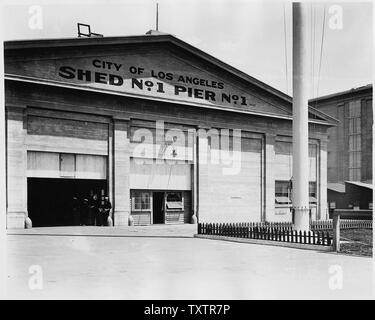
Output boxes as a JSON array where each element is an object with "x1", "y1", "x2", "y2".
[
  {"x1": 345, "y1": 181, "x2": 373, "y2": 190},
  {"x1": 309, "y1": 84, "x2": 373, "y2": 103},
  {"x1": 4, "y1": 34, "x2": 337, "y2": 125},
  {"x1": 307, "y1": 105, "x2": 340, "y2": 124},
  {"x1": 4, "y1": 34, "x2": 292, "y2": 103}
]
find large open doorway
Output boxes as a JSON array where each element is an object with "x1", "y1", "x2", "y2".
[
  {"x1": 152, "y1": 192, "x2": 165, "y2": 224},
  {"x1": 28, "y1": 178, "x2": 107, "y2": 227}
]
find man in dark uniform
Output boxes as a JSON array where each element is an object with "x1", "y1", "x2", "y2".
[
  {"x1": 97, "y1": 196, "x2": 104, "y2": 226},
  {"x1": 88, "y1": 193, "x2": 98, "y2": 226},
  {"x1": 81, "y1": 198, "x2": 89, "y2": 226},
  {"x1": 72, "y1": 196, "x2": 81, "y2": 226},
  {"x1": 98, "y1": 196, "x2": 112, "y2": 226}
]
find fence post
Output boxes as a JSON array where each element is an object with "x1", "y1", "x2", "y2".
[
  {"x1": 327, "y1": 231, "x2": 332, "y2": 246},
  {"x1": 333, "y1": 211, "x2": 340, "y2": 252}
]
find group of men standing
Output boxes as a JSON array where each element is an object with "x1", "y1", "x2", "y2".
[{"x1": 72, "y1": 193, "x2": 112, "y2": 226}]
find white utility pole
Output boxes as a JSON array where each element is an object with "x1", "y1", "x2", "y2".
[
  {"x1": 292, "y1": 2, "x2": 310, "y2": 231},
  {"x1": 156, "y1": 3, "x2": 159, "y2": 31}
]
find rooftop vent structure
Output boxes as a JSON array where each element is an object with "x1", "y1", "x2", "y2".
[{"x1": 77, "y1": 23, "x2": 103, "y2": 38}]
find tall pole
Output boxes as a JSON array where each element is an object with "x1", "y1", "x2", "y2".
[
  {"x1": 156, "y1": 3, "x2": 159, "y2": 31},
  {"x1": 292, "y1": 2, "x2": 310, "y2": 231}
]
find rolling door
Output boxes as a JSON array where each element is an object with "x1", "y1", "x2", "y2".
[
  {"x1": 199, "y1": 136, "x2": 262, "y2": 222},
  {"x1": 27, "y1": 151, "x2": 107, "y2": 179}
]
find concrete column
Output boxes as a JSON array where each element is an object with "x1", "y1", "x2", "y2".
[
  {"x1": 107, "y1": 121, "x2": 114, "y2": 226},
  {"x1": 264, "y1": 133, "x2": 276, "y2": 221},
  {"x1": 196, "y1": 127, "x2": 209, "y2": 222},
  {"x1": 292, "y1": 2, "x2": 311, "y2": 231},
  {"x1": 113, "y1": 118, "x2": 131, "y2": 226},
  {"x1": 332, "y1": 212, "x2": 340, "y2": 252},
  {"x1": 191, "y1": 129, "x2": 198, "y2": 223},
  {"x1": 318, "y1": 140, "x2": 328, "y2": 220},
  {"x1": 6, "y1": 106, "x2": 28, "y2": 229}
]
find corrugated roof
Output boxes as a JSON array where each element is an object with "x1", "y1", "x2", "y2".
[
  {"x1": 327, "y1": 183, "x2": 346, "y2": 193},
  {"x1": 309, "y1": 84, "x2": 372, "y2": 103},
  {"x1": 345, "y1": 181, "x2": 373, "y2": 190}
]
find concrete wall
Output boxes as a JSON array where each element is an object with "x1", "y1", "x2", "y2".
[
  {"x1": 5, "y1": 80, "x2": 331, "y2": 227},
  {"x1": 6, "y1": 106, "x2": 28, "y2": 228},
  {"x1": 112, "y1": 119, "x2": 131, "y2": 226}
]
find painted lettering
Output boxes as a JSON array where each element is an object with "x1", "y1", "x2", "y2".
[
  {"x1": 92, "y1": 59, "x2": 101, "y2": 68},
  {"x1": 57, "y1": 65, "x2": 248, "y2": 108},
  {"x1": 58, "y1": 66, "x2": 76, "y2": 79},
  {"x1": 95, "y1": 72, "x2": 107, "y2": 84},
  {"x1": 222, "y1": 93, "x2": 231, "y2": 103},
  {"x1": 156, "y1": 82, "x2": 165, "y2": 93},
  {"x1": 93, "y1": 59, "x2": 122, "y2": 71},
  {"x1": 109, "y1": 74, "x2": 123, "y2": 86},
  {"x1": 77, "y1": 69, "x2": 91, "y2": 81},
  {"x1": 175, "y1": 85, "x2": 187, "y2": 95},
  {"x1": 132, "y1": 78, "x2": 144, "y2": 89},
  {"x1": 205, "y1": 90, "x2": 216, "y2": 101}
]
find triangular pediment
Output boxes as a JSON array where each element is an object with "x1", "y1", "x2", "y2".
[{"x1": 4, "y1": 34, "x2": 335, "y2": 124}]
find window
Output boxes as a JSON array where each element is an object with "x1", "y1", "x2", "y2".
[
  {"x1": 165, "y1": 192, "x2": 184, "y2": 210},
  {"x1": 347, "y1": 100, "x2": 362, "y2": 181},
  {"x1": 275, "y1": 180, "x2": 317, "y2": 204},
  {"x1": 349, "y1": 101, "x2": 361, "y2": 118},
  {"x1": 309, "y1": 182, "x2": 317, "y2": 204},
  {"x1": 275, "y1": 180, "x2": 291, "y2": 204},
  {"x1": 132, "y1": 191, "x2": 151, "y2": 211},
  {"x1": 349, "y1": 151, "x2": 361, "y2": 168},
  {"x1": 349, "y1": 168, "x2": 361, "y2": 181}
]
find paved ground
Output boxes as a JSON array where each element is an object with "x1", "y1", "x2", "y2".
[
  {"x1": 6, "y1": 225, "x2": 197, "y2": 238},
  {"x1": 5, "y1": 226, "x2": 374, "y2": 299}
]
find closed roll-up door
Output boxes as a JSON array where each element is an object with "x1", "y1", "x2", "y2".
[
  {"x1": 130, "y1": 159, "x2": 191, "y2": 190},
  {"x1": 27, "y1": 151, "x2": 107, "y2": 179},
  {"x1": 199, "y1": 137, "x2": 262, "y2": 222}
]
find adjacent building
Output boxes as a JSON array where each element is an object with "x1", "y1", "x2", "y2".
[
  {"x1": 310, "y1": 84, "x2": 373, "y2": 211},
  {"x1": 5, "y1": 31, "x2": 336, "y2": 228}
]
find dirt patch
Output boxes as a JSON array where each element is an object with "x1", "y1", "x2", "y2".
[{"x1": 329, "y1": 229, "x2": 372, "y2": 257}]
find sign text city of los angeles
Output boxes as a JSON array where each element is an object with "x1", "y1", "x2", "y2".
[{"x1": 58, "y1": 58, "x2": 251, "y2": 107}]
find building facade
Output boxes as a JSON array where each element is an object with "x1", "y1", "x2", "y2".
[
  {"x1": 5, "y1": 32, "x2": 335, "y2": 228},
  {"x1": 310, "y1": 85, "x2": 373, "y2": 210}
]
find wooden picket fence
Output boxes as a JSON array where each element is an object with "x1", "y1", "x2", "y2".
[
  {"x1": 311, "y1": 219, "x2": 372, "y2": 230},
  {"x1": 255, "y1": 220, "x2": 372, "y2": 231},
  {"x1": 198, "y1": 223, "x2": 332, "y2": 246}
]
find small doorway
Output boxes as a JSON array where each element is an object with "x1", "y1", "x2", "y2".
[{"x1": 152, "y1": 192, "x2": 165, "y2": 224}]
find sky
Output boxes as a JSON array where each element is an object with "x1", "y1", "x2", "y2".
[{"x1": 0, "y1": 0, "x2": 373, "y2": 97}]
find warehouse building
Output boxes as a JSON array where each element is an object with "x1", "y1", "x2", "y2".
[
  {"x1": 4, "y1": 31, "x2": 336, "y2": 228},
  {"x1": 310, "y1": 84, "x2": 373, "y2": 211}
]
